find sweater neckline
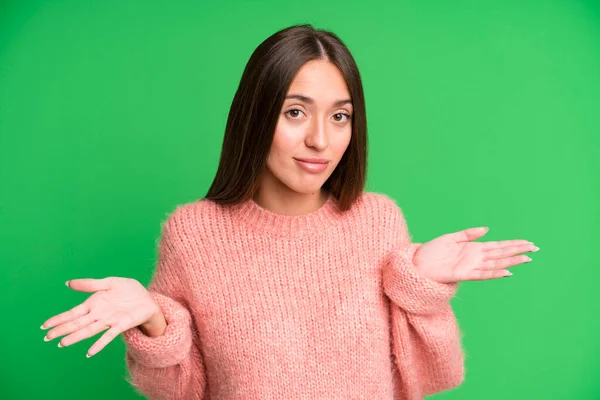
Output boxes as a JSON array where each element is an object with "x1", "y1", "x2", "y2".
[{"x1": 227, "y1": 192, "x2": 345, "y2": 238}]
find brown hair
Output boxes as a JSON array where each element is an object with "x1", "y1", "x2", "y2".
[{"x1": 204, "y1": 24, "x2": 367, "y2": 212}]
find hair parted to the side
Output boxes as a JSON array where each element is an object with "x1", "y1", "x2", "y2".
[{"x1": 204, "y1": 24, "x2": 367, "y2": 212}]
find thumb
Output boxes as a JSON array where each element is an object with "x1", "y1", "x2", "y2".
[
  {"x1": 450, "y1": 226, "x2": 489, "y2": 242},
  {"x1": 66, "y1": 277, "x2": 115, "y2": 292}
]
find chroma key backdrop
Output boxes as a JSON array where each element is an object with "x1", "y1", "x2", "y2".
[{"x1": 1, "y1": 0, "x2": 598, "y2": 399}]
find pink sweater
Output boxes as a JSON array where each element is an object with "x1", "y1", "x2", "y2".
[{"x1": 121, "y1": 191, "x2": 465, "y2": 399}]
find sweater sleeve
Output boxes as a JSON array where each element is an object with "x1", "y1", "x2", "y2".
[
  {"x1": 121, "y1": 207, "x2": 207, "y2": 400},
  {"x1": 381, "y1": 200, "x2": 465, "y2": 399}
]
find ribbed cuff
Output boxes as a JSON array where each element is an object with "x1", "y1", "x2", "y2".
[
  {"x1": 121, "y1": 291, "x2": 193, "y2": 368},
  {"x1": 383, "y1": 243, "x2": 458, "y2": 315}
]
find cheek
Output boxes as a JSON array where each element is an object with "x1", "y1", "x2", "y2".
[
  {"x1": 270, "y1": 119, "x2": 304, "y2": 157},
  {"x1": 331, "y1": 129, "x2": 352, "y2": 159}
]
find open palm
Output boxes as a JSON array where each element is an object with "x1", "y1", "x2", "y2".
[
  {"x1": 40, "y1": 277, "x2": 160, "y2": 358},
  {"x1": 413, "y1": 227, "x2": 539, "y2": 284}
]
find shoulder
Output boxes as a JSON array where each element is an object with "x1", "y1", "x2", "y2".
[
  {"x1": 160, "y1": 198, "x2": 233, "y2": 248},
  {"x1": 162, "y1": 197, "x2": 223, "y2": 224},
  {"x1": 354, "y1": 191, "x2": 405, "y2": 220},
  {"x1": 156, "y1": 198, "x2": 219, "y2": 242},
  {"x1": 348, "y1": 191, "x2": 412, "y2": 251},
  {"x1": 158, "y1": 201, "x2": 196, "y2": 234},
  {"x1": 357, "y1": 191, "x2": 397, "y2": 207},
  {"x1": 354, "y1": 191, "x2": 410, "y2": 239},
  {"x1": 152, "y1": 199, "x2": 224, "y2": 275}
]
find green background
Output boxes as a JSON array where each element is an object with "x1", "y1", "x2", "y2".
[{"x1": 1, "y1": 0, "x2": 599, "y2": 398}]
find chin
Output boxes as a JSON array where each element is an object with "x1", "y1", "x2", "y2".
[
  {"x1": 272, "y1": 169, "x2": 332, "y2": 196},
  {"x1": 287, "y1": 181, "x2": 329, "y2": 195}
]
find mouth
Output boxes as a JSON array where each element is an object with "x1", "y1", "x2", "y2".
[
  {"x1": 293, "y1": 158, "x2": 330, "y2": 173},
  {"x1": 293, "y1": 157, "x2": 329, "y2": 164}
]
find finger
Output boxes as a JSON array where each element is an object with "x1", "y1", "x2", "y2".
[
  {"x1": 467, "y1": 268, "x2": 513, "y2": 281},
  {"x1": 483, "y1": 243, "x2": 537, "y2": 262},
  {"x1": 87, "y1": 326, "x2": 122, "y2": 358},
  {"x1": 41, "y1": 302, "x2": 90, "y2": 330},
  {"x1": 478, "y1": 254, "x2": 532, "y2": 270},
  {"x1": 482, "y1": 240, "x2": 531, "y2": 251},
  {"x1": 67, "y1": 277, "x2": 116, "y2": 293},
  {"x1": 450, "y1": 226, "x2": 489, "y2": 243},
  {"x1": 59, "y1": 320, "x2": 110, "y2": 349},
  {"x1": 45, "y1": 312, "x2": 95, "y2": 344}
]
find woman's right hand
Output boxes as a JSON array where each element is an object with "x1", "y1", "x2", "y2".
[{"x1": 40, "y1": 277, "x2": 165, "y2": 358}]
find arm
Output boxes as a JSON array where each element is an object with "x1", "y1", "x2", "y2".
[
  {"x1": 121, "y1": 207, "x2": 207, "y2": 400},
  {"x1": 382, "y1": 205, "x2": 465, "y2": 399}
]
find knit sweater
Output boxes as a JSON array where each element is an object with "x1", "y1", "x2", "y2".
[{"x1": 121, "y1": 191, "x2": 465, "y2": 400}]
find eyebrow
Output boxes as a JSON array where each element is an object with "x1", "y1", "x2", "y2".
[{"x1": 285, "y1": 94, "x2": 352, "y2": 108}]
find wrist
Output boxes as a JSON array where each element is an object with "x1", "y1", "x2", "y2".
[
  {"x1": 140, "y1": 305, "x2": 167, "y2": 337},
  {"x1": 412, "y1": 247, "x2": 431, "y2": 279}
]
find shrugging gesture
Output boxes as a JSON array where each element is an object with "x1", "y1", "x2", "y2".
[{"x1": 413, "y1": 226, "x2": 539, "y2": 284}]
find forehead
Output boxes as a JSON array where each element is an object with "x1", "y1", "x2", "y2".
[{"x1": 287, "y1": 60, "x2": 350, "y2": 99}]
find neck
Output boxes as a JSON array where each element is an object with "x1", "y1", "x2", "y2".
[
  {"x1": 226, "y1": 188, "x2": 341, "y2": 238},
  {"x1": 252, "y1": 188, "x2": 329, "y2": 216}
]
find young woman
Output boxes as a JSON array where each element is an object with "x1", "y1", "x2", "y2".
[{"x1": 41, "y1": 24, "x2": 539, "y2": 399}]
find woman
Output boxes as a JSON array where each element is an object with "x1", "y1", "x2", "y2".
[{"x1": 40, "y1": 24, "x2": 538, "y2": 399}]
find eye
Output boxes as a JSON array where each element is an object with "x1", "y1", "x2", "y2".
[
  {"x1": 333, "y1": 112, "x2": 352, "y2": 123},
  {"x1": 285, "y1": 108, "x2": 305, "y2": 119}
]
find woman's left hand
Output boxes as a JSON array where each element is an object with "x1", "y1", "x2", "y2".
[{"x1": 412, "y1": 227, "x2": 539, "y2": 284}]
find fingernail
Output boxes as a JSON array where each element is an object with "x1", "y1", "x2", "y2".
[
  {"x1": 532, "y1": 246, "x2": 540, "y2": 252},
  {"x1": 526, "y1": 257, "x2": 532, "y2": 262},
  {"x1": 86, "y1": 353, "x2": 92, "y2": 358},
  {"x1": 40, "y1": 324, "x2": 47, "y2": 330},
  {"x1": 43, "y1": 335, "x2": 51, "y2": 342},
  {"x1": 58, "y1": 342, "x2": 63, "y2": 348},
  {"x1": 65, "y1": 280, "x2": 70, "y2": 287},
  {"x1": 504, "y1": 271, "x2": 513, "y2": 277}
]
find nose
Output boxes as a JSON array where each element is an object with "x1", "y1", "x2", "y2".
[{"x1": 305, "y1": 116, "x2": 328, "y2": 150}]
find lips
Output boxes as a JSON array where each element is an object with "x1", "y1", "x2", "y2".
[
  {"x1": 293, "y1": 157, "x2": 329, "y2": 173},
  {"x1": 293, "y1": 157, "x2": 329, "y2": 164}
]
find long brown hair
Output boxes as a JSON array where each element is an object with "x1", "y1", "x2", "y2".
[{"x1": 204, "y1": 24, "x2": 367, "y2": 212}]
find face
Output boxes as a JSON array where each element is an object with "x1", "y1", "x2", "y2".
[{"x1": 261, "y1": 59, "x2": 353, "y2": 197}]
